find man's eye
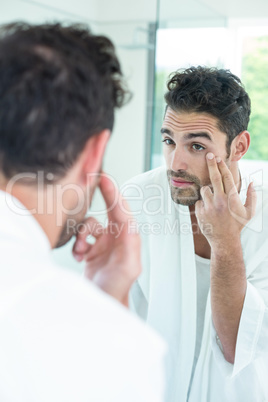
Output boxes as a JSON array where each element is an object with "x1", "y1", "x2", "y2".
[
  {"x1": 162, "y1": 138, "x2": 175, "y2": 145},
  {"x1": 192, "y1": 143, "x2": 205, "y2": 151}
]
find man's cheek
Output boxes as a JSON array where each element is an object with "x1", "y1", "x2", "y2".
[{"x1": 200, "y1": 171, "x2": 212, "y2": 188}]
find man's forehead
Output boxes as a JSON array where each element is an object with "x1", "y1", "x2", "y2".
[
  {"x1": 162, "y1": 107, "x2": 221, "y2": 135},
  {"x1": 161, "y1": 107, "x2": 226, "y2": 141}
]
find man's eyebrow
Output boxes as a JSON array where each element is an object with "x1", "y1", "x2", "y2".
[
  {"x1": 161, "y1": 128, "x2": 173, "y2": 137},
  {"x1": 183, "y1": 132, "x2": 213, "y2": 141}
]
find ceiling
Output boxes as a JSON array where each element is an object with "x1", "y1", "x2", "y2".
[
  {"x1": 201, "y1": 0, "x2": 268, "y2": 19},
  {"x1": 1, "y1": 0, "x2": 268, "y2": 27},
  {"x1": 159, "y1": 0, "x2": 268, "y2": 26}
]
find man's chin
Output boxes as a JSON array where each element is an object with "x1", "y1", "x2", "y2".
[
  {"x1": 54, "y1": 218, "x2": 79, "y2": 249},
  {"x1": 53, "y1": 171, "x2": 102, "y2": 249},
  {"x1": 54, "y1": 230, "x2": 74, "y2": 249},
  {"x1": 171, "y1": 196, "x2": 199, "y2": 206},
  {"x1": 169, "y1": 187, "x2": 201, "y2": 206}
]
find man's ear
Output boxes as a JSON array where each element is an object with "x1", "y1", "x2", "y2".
[
  {"x1": 78, "y1": 129, "x2": 110, "y2": 186},
  {"x1": 230, "y1": 130, "x2": 250, "y2": 162}
]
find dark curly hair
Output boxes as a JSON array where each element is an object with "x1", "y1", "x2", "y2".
[
  {"x1": 165, "y1": 66, "x2": 251, "y2": 152},
  {"x1": 0, "y1": 22, "x2": 130, "y2": 180}
]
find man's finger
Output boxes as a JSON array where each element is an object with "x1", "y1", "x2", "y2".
[
  {"x1": 206, "y1": 153, "x2": 224, "y2": 196},
  {"x1": 216, "y1": 158, "x2": 238, "y2": 196},
  {"x1": 99, "y1": 173, "x2": 132, "y2": 224},
  {"x1": 200, "y1": 185, "x2": 213, "y2": 204},
  {"x1": 195, "y1": 199, "x2": 204, "y2": 216},
  {"x1": 244, "y1": 182, "x2": 257, "y2": 219},
  {"x1": 73, "y1": 217, "x2": 104, "y2": 255},
  {"x1": 73, "y1": 244, "x2": 93, "y2": 262}
]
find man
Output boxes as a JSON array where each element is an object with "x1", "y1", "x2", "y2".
[
  {"x1": 118, "y1": 67, "x2": 268, "y2": 401},
  {"x1": 0, "y1": 23, "x2": 166, "y2": 401}
]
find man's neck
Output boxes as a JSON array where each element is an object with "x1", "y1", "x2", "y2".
[{"x1": 189, "y1": 206, "x2": 211, "y2": 259}]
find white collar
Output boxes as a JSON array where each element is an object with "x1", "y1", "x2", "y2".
[{"x1": 0, "y1": 190, "x2": 51, "y2": 259}]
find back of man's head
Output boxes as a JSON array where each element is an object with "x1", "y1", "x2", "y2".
[
  {"x1": 165, "y1": 66, "x2": 251, "y2": 149},
  {"x1": 0, "y1": 22, "x2": 128, "y2": 181}
]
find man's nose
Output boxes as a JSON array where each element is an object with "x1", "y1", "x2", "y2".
[{"x1": 171, "y1": 147, "x2": 188, "y2": 171}]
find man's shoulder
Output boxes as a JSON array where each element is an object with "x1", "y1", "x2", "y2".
[
  {"x1": 0, "y1": 264, "x2": 166, "y2": 402},
  {"x1": 62, "y1": 268, "x2": 165, "y2": 341},
  {"x1": 10, "y1": 263, "x2": 166, "y2": 353}
]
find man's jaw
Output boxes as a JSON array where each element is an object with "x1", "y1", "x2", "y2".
[{"x1": 167, "y1": 171, "x2": 202, "y2": 206}]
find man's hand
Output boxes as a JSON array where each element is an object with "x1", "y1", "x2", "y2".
[
  {"x1": 72, "y1": 173, "x2": 141, "y2": 307},
  {"x1": 195, "y1": 153, "x2": 257, "y2": 364},
  {"x1": 195, "y1": 152, "x2": 256, "y2": 250}
]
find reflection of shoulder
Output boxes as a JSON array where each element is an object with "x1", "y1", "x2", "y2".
[
  {"x1": 123, "y1": 166, "x2": 166, "y2": 189},
  {"x1": 241, "y1": 183, "x2": 268, "y2": 273},
  {"x1": 255, "y1": 184, "x2": 268, "y2": 221},
  {"x1": 122, "y1": 167, "x2": 170, "y2": 217},
  {"x1": 262, "y1": 184, "x2": 268, "y2": 209}
]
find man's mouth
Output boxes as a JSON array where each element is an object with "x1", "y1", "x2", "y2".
[{"x1": 170, "y1": 177, "x2": 194, "y2": 188}]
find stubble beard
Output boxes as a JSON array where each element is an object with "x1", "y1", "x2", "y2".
[
  {"x1": 167, "y1": 156, "x2": 231, "y2": 206},
  {"x1": 167, "y1": 169, "x2": 209, "y2": 206},
  {"x1": 54, "y1": 203, "x2": 88, "y2": 248},
  {"x1": 54, "y1": 169, "x2": 102, "y2": 249}
]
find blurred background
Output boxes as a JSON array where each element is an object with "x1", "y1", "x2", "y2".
[{"x1": 1, "y1": 0, "x2": 268, "y2": 270}]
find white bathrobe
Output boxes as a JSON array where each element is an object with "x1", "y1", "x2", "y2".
[
  {"x1": 124, "y1": 166, "x2": 268, "y2": 402},
  {"x1": 0, "y1": 190, "x2": 166, "y2": 402}
]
